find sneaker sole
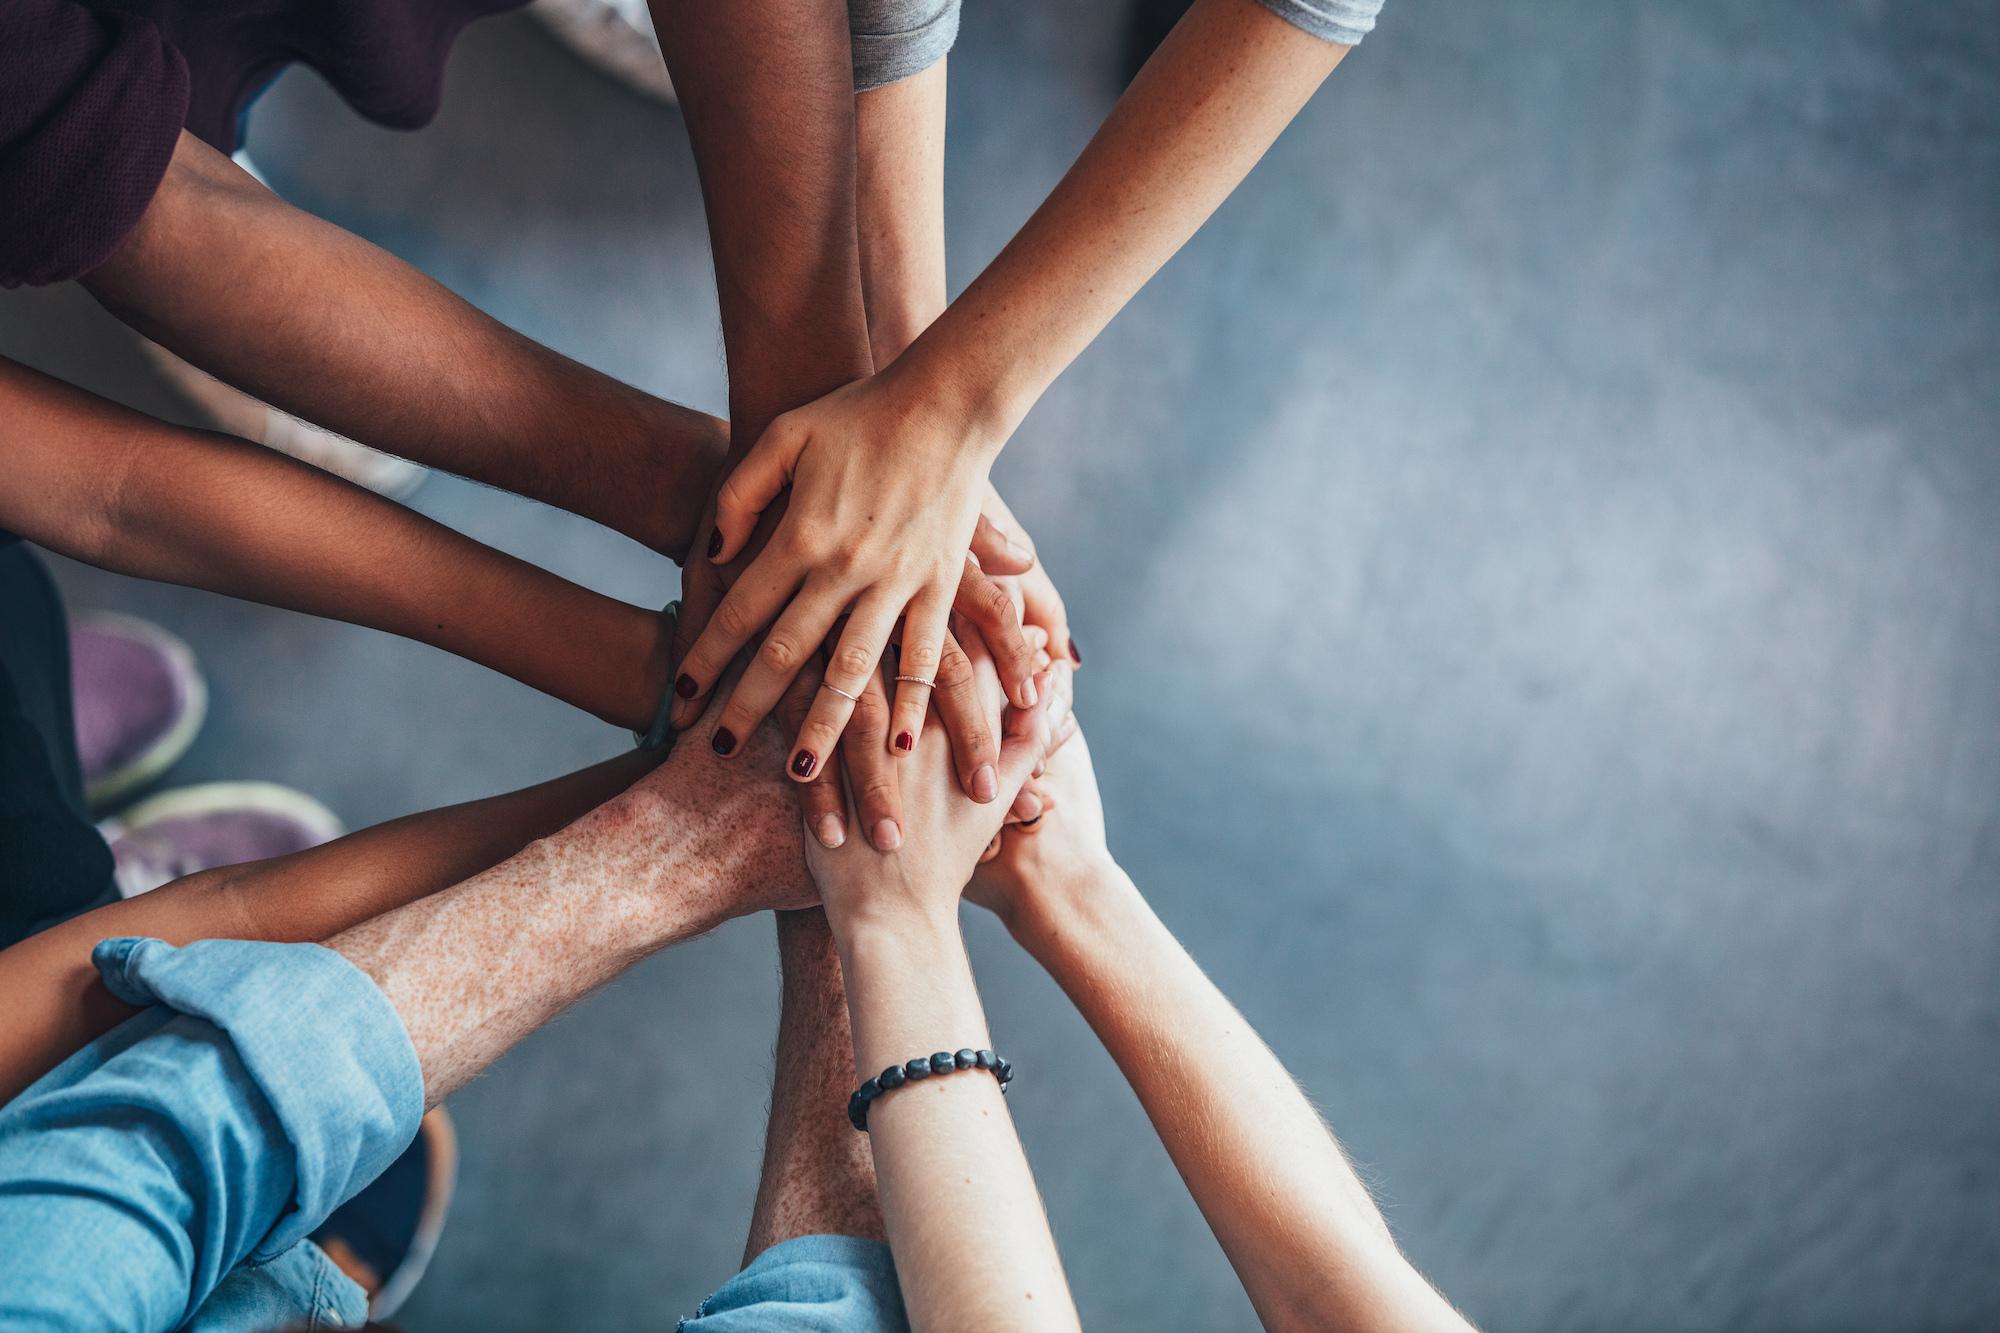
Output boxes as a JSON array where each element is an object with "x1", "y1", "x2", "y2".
[
  {"x1": 370, "y1": 1106, "x2": 460, "y2": 1321},
  {"x1": 99, "y1": 782, "x2": 346, "y2": 897},
  {"x1": 78, "y1": 613, "x2": 210, "y2": 815}
]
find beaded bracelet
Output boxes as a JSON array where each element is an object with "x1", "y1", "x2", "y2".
[{"x1": 848, "y1": 1049, "x2": 1012, "y2": 1132}]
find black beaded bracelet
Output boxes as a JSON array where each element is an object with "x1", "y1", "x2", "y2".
[{"x1": 847, "y1": 1049, "x2": 1012, "y2": 1132}]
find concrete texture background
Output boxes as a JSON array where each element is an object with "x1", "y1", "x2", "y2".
[{"x1": 3, "y1": 1, "x2": 1997, "y2": 1327}]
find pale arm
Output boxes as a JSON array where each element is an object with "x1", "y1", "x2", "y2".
[
  {"x1": 0, "y1": 749, "x2": 661, "y2": 1104},
  {"x1": 975, "y1": 734, "x2": 1472, "y2": 1332},
  {"x1": 894, "y1": 0, "x2": 1348, "y2": 439},
  {"x1": 810, "y1": 663, "x2": 1077, "y2": 1330},
  {"x1": 835, "y1": 913, "x2": 1076, "y2": 1332}
]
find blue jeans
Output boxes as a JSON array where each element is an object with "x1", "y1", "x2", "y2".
[{"x1": 0, "y1": 937, "x2": 422, "y2": 1330}]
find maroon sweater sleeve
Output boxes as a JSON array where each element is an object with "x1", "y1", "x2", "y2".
[{"x1": 0, "y1": 0, "x2": 189, "y2": 288}]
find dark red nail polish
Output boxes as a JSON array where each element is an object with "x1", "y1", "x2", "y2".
[
  {"x1": 1068, "y1": 640, "x2": 1082, "y2": 666},
  {"x1": 791, "y1": 749, "x2": 816, "y2": 778},
  {"x1": 895, "y1": 731, "x2": 914, "y2": 752},
  {"x1": 675, "y1": 673, "x2": 699, "y2": 699},
  {"x1": 707, "y1": 529, "x2": 723, "y2": 559},
  {"x1": 711, "y1": 727, "x2": 736, "y2": 756}
]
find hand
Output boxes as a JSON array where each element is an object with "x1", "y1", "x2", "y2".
[
  {"x1": 671, "y1": 365, "x2": 1036, "y2": 784},
  {"x1": 622, "y1": 661, "x2": 818, "y2": 920},
  {"x1": 809, "y1": 668, "x2": 1067, "y2": 934},
  {"x1": 966, "y1": 715, "x2": 1109, "y2": 939}
]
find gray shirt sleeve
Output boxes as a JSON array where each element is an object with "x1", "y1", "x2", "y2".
[
  {"x1": 1253, "y1": 0, "x2": 1384, "y2": 46},
  {"x1": 849, "y1": 0, "x2": 960, "y2": 92}
]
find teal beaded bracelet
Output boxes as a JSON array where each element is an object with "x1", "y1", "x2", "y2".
[{"x1": 848, "y1": 1049, "x2": 1012, "y2": 1132}]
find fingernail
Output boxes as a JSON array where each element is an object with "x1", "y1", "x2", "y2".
[
  {"x1": 895, "y1": 731, "x2": 914, "y2": 752},
  {"x1": 1069, "y1": 639, "x2": 1082, "y2": 666},
  {"x1": 1019, "y1": 676, "x2": 1038, "y2": 708},
  {"x1": 1009, "y1": 540, "x2": 1032, "y2": 564},
  {"x1": 710, "y1": 727, "x2": 736, "y2": 757},
  {"x1": 707, "y1": 529, "x2": 723, "y2": 560},
  {"x1": 1017, "y1": 792, "x2": 1043, "y2": 820},
  {"x1": 816, "y1": 813, "x2": 846, "y2": 849},
  {"x1": 972, "y1": 764, "x2": 998, "y2": 802},
  {"x1": 791, "y1": 749, "x2": 816, "y2": 778},
  {"x1": 675, "y1": 673, "x2": 699, "y2": 699},
  {"x1": 872, "y1": 819, "x2": 902, "y2": 851}
]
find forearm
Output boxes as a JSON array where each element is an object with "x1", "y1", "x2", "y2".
[
  {"x1": 81, "y1": 131, "x2": 724, "y2": 558},
  {"x1": 330, "y1": 748, "x2": 790, "y2": 1103},
  {"x1": 0, "y1": 749, "x2": 658, "y2": 1105},
  {"x1": 1014, "y1": 863, "x2": 1468, "y2": 1332},
  {"x1": 648, "y1": 0, "x2": 875, "y2": 447},
  {"x1": 856, "y1": 60, "x2": 949, "y2": 366},
  {"x1": 895, "y1": 0, "x2": 1346, "y2": 441},
  {"x1": 835, "y1": 910, "x2": 1077, "y2": 1332},
  {"x1": 0, "y1": 358, "x2": 671, "y2": 730}
]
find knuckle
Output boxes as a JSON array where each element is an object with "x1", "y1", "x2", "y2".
[
  {"x1": 899, "y1": 639, "x2": 943, "y2": 675},
  {"x1": 780, "y1": 519, "x2": 826, "y2": 561},
  {"x1": 757, "y1": 633, "x2": 803, "y2": 675},
  {"x1": 935, "y1": 647, "x2": 973, "y2": 687},
  {"x1": 713, "y1": 596, "x2": 759, "y2": 642},
  {"x1": 827, "y1": 543, "x2": 869, "y2": 580},
  {"x1": 830, "y1": 642, "x2": 878, "y2": 682}
]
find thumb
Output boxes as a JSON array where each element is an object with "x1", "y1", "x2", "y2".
[
  {"x1": 968, "y1": 512, "x2": 1035, "y2": 576},
  {"x1": 711, "y1": 420, "x2": 802, "y2": 563},
  {"x1": 992, "y1": 671, "x2": 1058, "y2": 801}
]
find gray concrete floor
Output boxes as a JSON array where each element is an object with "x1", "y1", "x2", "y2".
[{"x1": 4, "y1": 1, "x2": 1998, "y2": 1328}]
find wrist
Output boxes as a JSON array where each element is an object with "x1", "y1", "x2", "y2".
[
  {"x1": 888, "y1": 328, "x2": 1026, "y2": 466},
  {"x1": 828, "y1": 895, "x2": 963, "y2": 965},
  {"x1": 1005, "y1": 855, "x2": 1134, "y2": 962},
  {"x1": 584, "y1": 762, "x2": 807, "y2": 938}
]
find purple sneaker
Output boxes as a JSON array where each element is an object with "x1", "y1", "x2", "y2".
[
  {"x1": 99, "y1": 782, "x2": 345, "y2": 897},
  {"x1": 69, "y1": 612, "x2": 209, "y2": 812},
  {"x1": 315, "y1": 1106, "x2": 459, "y2": 1320}
]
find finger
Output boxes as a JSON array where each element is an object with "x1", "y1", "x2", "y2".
[
  {"x1": 711, "y1": 418, "x2": 804, "y2": 564},
  {"x1": 671, "y1": 548, "x2": 813, "y2": 728},
  {"x1": 1024, "y1": 573, "x2": 1075, "y2": 670},
  {"x1": 888, "y1": 581, "x2": 953, "y2": 758},
  {"x1": 707, "y1": 586, "x2": 846, "y2": 759},
  {"x1": 932, "y1": 631, "x2": 999, "y2": 802},
  {"x1": 967, "y1": 512, "x2": 1035, "y2": 576},
  {"x1": 994, "y1": 670, "x2": 1057, "y2": 801},
  {"x1": 788, "y1": 589, "x2": 903, "y2": 783},
  {"x1": 777, "y1": 662, "x2": 847, "y2": 849},
  {"x1": 841, "y1": 671, "x2": 903, "y2": 851},
  {"x1": 670, "y1": 543, "x2": 727, "y2": 699},
  {"x1": 1009, "y1": 785, "x2": 1044, "y2": 824},
  {"x1": 954, "y1": 559, "x2": 1037, "y2": 709}
]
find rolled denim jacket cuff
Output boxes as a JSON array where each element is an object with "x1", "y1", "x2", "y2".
[{"x1": 93, "y1": 936, "x2": 425, "y2": 1260}]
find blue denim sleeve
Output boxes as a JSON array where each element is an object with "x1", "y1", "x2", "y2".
[
  {"x1": 0, "y1": 937, "x2": 423, "y2": 1332},
  {"x1": 681, "y1": 1235, "x2": 907, "y2": 1333},
  {"x1": 848, "y1": 0, "x2": 958, "y2": 92},
  {"x1": 1253, "y1": 0, "x2": 1384, "y2": 45}
]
